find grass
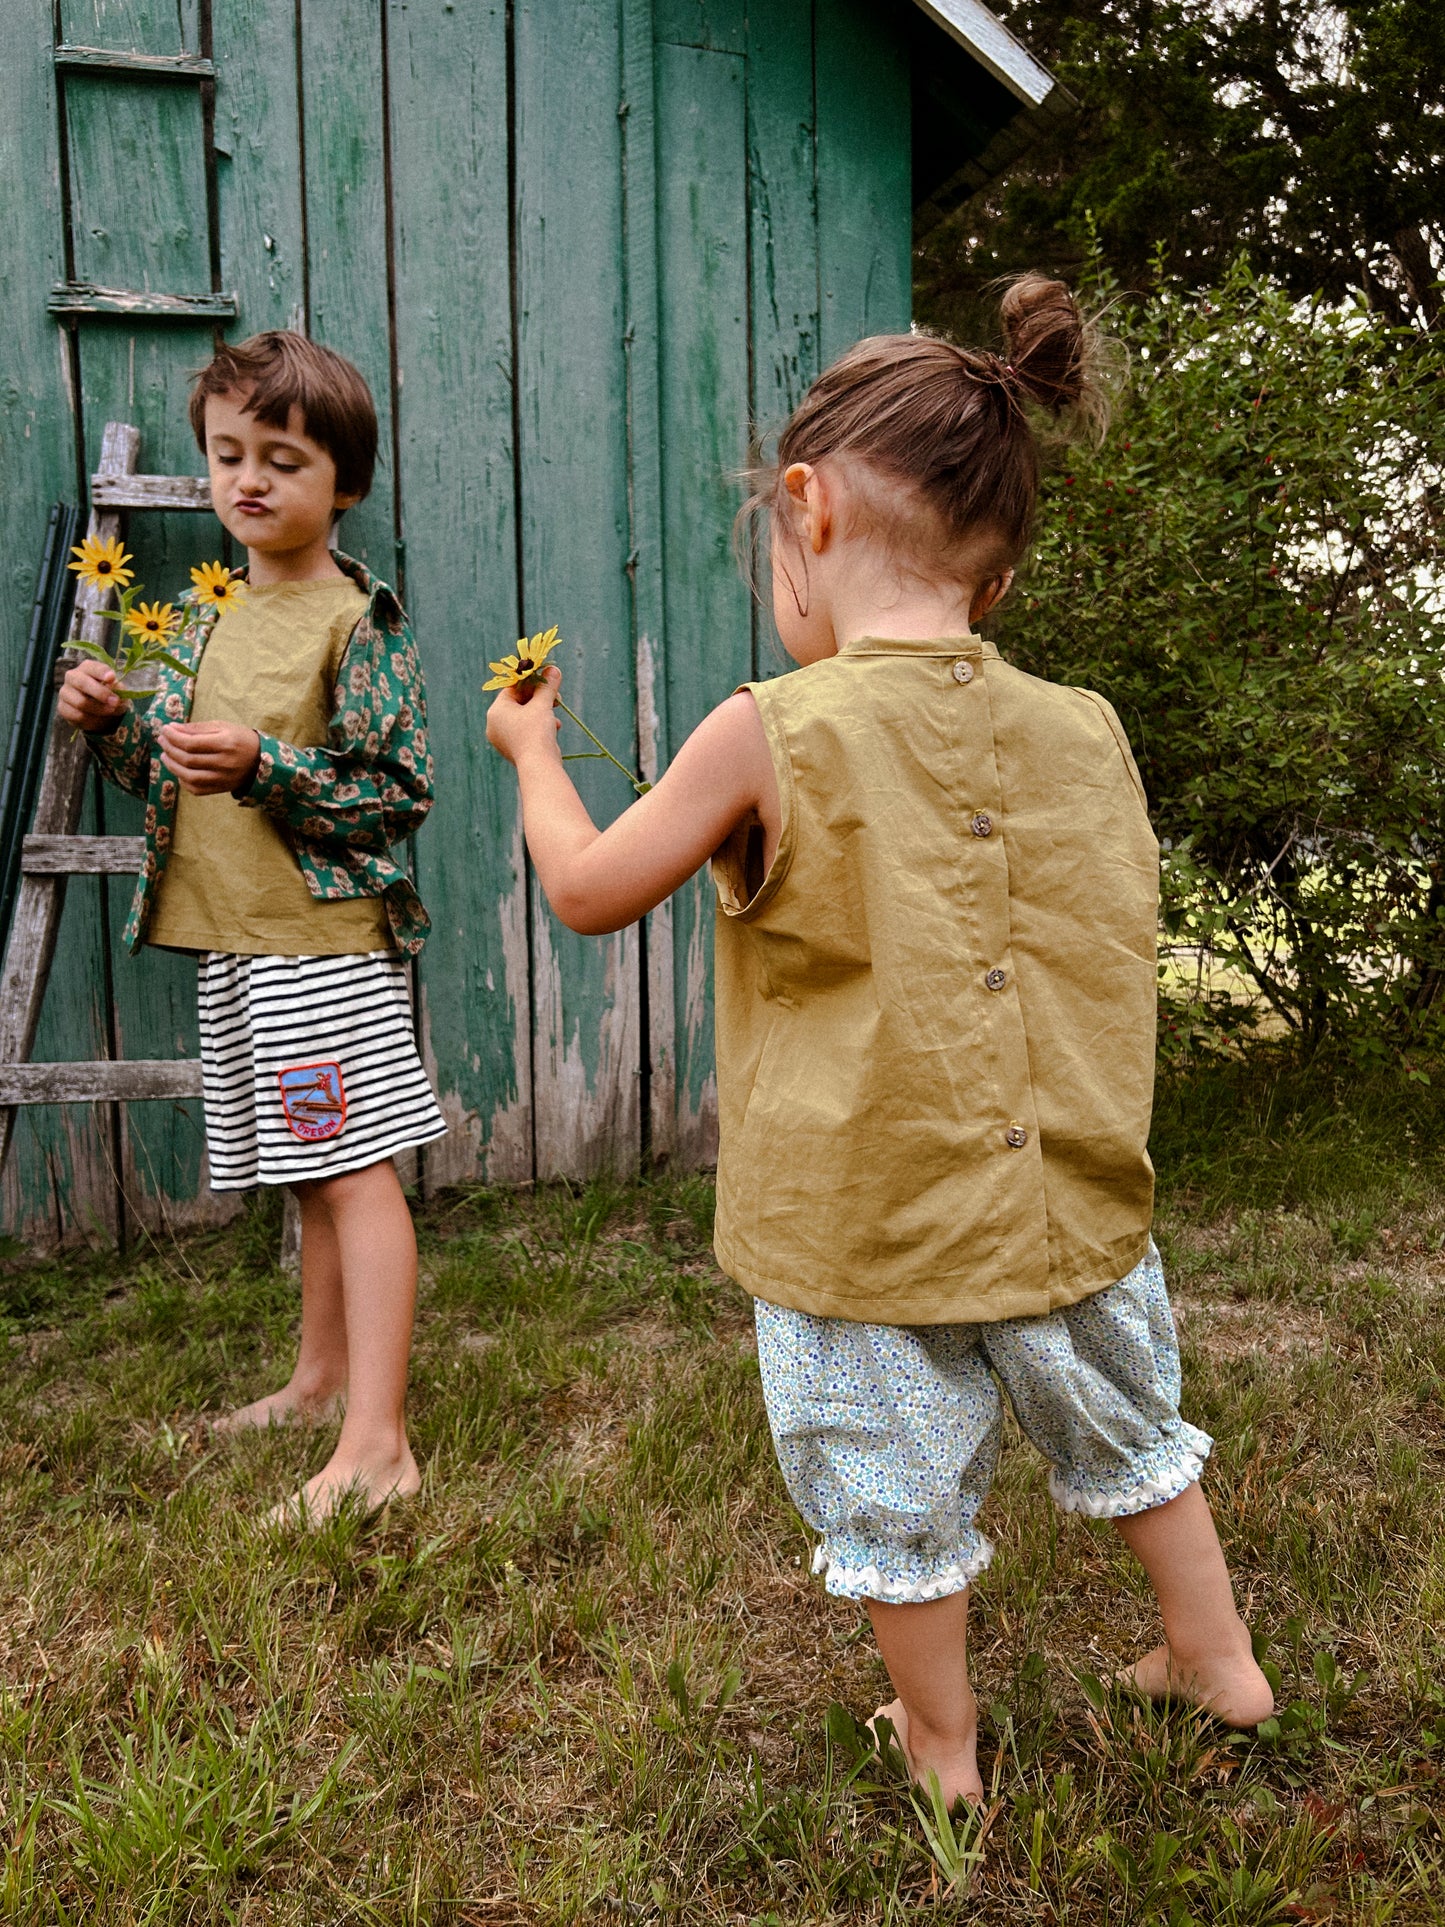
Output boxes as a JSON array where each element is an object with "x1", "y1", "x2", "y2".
[{"x1": 2, "y1": 1056, "x2": 1444, "y2": 1923}]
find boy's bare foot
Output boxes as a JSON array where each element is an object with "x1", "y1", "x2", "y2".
[
  {"x1": 264, "y1": 1444, "x2": 421, "y2": 1528},
  {"x1": 1117, "y1": 1639, "x2": 1275, "y2": 1728},
  {"x1": 211, "y1": 1382, "x2": 344, "y2": 1435},
  {"x1": 868, "y1": 1697, "x2": 984, "y2": 1810}
]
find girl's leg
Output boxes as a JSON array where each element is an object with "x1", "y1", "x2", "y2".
[
  {"x1": 867, "y1": 1590, "x2": 982, "y2": 1809},
  {"x1": 272, "y1": 1157, "x2": 421, "y2": 1521},
  {"x1": 1114, "y1": 1481, "x2": 1274, "y2": 1725},
  {"x1": 213, "y1": 1183, "x2": 347, "y2": 1432}
]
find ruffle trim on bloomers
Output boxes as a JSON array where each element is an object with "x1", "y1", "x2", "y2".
[
  {"x1": 811, "y1": 1538, "x2": 995, "y2": 1603},
  {"x1": 1048, "y1": 1440, "x2": 1210, "y2": 1520}
]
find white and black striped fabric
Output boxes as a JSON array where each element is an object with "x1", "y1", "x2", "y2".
[{"x1": 197, "y1": 951, "x2": 447, "y2": 1189}]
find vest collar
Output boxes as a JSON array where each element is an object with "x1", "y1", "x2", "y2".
[{"x1": 840, "y1": 633, "x2": 1001, "y2": 660}]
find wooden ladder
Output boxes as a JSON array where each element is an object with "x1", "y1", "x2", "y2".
[{"x1": 0, "y1": 423, "x2": 212, "y2": 1204}]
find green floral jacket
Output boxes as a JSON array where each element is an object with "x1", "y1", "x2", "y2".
[{"x1": 86, "y1": 553, "x2": 434, "y2": 956}]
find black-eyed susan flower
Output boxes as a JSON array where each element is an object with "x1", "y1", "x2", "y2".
[
  {"x1": 483, "y1": 625, "x2": 650, "y2": 794},
  {"x1": 68, "y1": 534, "x2": 134, "y2": 591},
  {"x1": 483, "y1": 625, "x2": 562, "y2": 690},
  {"x1": 189, "y1": 560, "x2": 246, "y2": 608},
  {"x1": 122, "y1": 600, "x2": 180, "y2": 643}
]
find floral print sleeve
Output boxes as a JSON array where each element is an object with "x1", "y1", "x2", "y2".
[{"x1": 239, "y1": 583, "x2": 433, "y2": 952}]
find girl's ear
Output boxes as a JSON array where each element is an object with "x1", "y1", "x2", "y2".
[
  {"x1": 784, "y1": 461, "x2": 831, "y2": 556},
  {"x1": 970, "y1": 568, "x2": 1014, "y2": 625}
]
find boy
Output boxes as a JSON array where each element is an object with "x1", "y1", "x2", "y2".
[{"x1": 59, "y1": 331, "x2": 445, "y2": 1522}]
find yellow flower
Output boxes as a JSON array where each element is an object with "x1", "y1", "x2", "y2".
[
  {"x1": 122, "y1": 600, "x2": 180, "y2": 642},
  {"x1": 483, "y1": 625, "x2": 561, "y2": 691},
  {"x1": 68, "y1": 534, "x2": 134, "y2": 591},
  {"x1": 189, "y1": 560, "x2": 246, "y2": 608}
]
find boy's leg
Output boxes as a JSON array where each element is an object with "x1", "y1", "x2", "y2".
[
  {"x1": 273, "y1": 1157, "x2": 421, "y2": 1521},
  {"x1": 867, "y1": 1591, "x2": 982, "y2": 1809},
  {"x1": 1113, "y1": 1481, "x2": 1274, "y2": 1725},
  {"x1": 213, "y1": 1184, "x2": 347, "y2": 1432}
]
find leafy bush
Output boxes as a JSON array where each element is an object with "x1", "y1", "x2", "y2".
[{"x1": 1004, "y1": 257, "x2": 1445, "y2": 1056}]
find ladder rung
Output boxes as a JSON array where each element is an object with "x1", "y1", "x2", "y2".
[
  {"x1": 0, "y1": 1060, "x2": 204, "y2": 1104},
  {"x1": 48, "y1": 284, "x2": 238, "y2": 320},
  {"x1": 90, "y1": 473, "x2": 212, "y2": 512},
  {"x1": 21, "y1": 835, "x2": 145, "y2": 875},
  {"x1": 54, "y1": 44, "x2": 217, "y2": 80}
]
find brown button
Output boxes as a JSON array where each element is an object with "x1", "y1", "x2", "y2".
[
  {"x1": 951, "y1": 659, "x2": 975, "y2": 685},
  {"x1": 971, "y1": 811, "x2": 992, "y2": 838},
  {"x1": 985, "y1": 967, "x2": 1007, "y2": 991},
  {"x1": 1005, "y1": 1122, "x2": 1028, "y2": 1149}
]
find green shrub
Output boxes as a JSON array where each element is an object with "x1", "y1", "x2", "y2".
[{"x1": 1004, "y1": 257, "x2": 1445, "y2": 1057}]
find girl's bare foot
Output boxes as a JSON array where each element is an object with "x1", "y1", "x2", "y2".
[
  {"x1": 868, "y1": 1696, "x2": 984, "y2": 1810},
  {"x1": 211, "y1": 1380, "x2": 344, "y2": 1435},
  {"x1": 1118, "y1": 1639, "x2": 1275, "y2": 1728},
  {"x1": 264, "y1": 1444, "x2": 421, "y2": 1528}
]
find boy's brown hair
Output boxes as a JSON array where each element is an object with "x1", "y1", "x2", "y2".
[{"x1": 189, "y1": 331, "x2": 378, "y2": 499}]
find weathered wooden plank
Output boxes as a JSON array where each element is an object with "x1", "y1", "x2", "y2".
[
  {"x1": 620, "y1": 0, "x2": 675, "y2": 1159},
  {"x1": 653, "y1": 0, "x2": 744, "y2": 53},
  {"x1": 90, "y1": 472, "x2": 211, "y2": 511},
  {"x1": 814, "y1": 0, "x2": 913, "y2": 362},
  {"x1": 655, "y1": 41, "x2": 750, "y2": 1169},
  {"x1": 516, "y1": 0, "x2": 640, "y2": 1179},
  {"x1": 55, "y1": 45, "x2": 216, "y2": 79},
  {"x1": 0, "y1": 1060, "x2": 203, "y2": 1104},
  {"x1": 213, "y1": 0, "x2": 305, "y2": 335},
  {"x1": 49, "y1": 286, "x2": 236, "y2": 318},
  {"x1": 65, "y1": 76, "x2": 211, "y2": 296},
  {"x1": 746, "y1": 0, "x2": 821, "y2": 468},
  {"x1": 62, "y1": 12, "x2": 223, "y2": 1233},
  {"x1": 386, "y1": 0, "x2": 531, "y2": 1186},
  {"x1": 299, "y1": 0, "x2": 396, "y2": 580},
  {"x1": 21, "y1": 835, "x2": 146, "y2": 876},
  {"x1": 59, "y1": 0, "x2": 201, "y2": 56},
  {"x1": 0, "y1": 0, "x2": 112, "y2": 1244}
]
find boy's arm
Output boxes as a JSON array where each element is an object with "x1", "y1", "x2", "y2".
[
  {"x1": 75, "y1": 673, "x2": 166, "y2": 800},
  {"x1": 239, "y1": 603, "x2": 432, "y2": 853}
]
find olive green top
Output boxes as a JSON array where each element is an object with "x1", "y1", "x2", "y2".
[
  {"x1": 710, "y1": 633, "x2": 1159, "y2": 1326},
  {"x1": 147, "y1": 578, "x2": 392, "y2": 956}
]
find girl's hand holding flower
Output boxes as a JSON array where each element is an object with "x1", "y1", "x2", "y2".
[{"x1": 485, "y1": 663, "x2": 564, "y2": 769}]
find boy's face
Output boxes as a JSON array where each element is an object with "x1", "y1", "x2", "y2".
[{"x1": 203, "y1": 388, "x2": 358, "y2": 562}]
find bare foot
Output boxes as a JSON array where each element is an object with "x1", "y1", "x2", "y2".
[
  {"x1": 211, "y1": 1382, "x2": 343, "y2": 1436},
  {"x1": 868, "y1": 1697, "x2": 984, "y2": 1810},
  {"x1": 1118, "y1": 1639, "x2": 1275, "y2": 1728},
  {"x1": 264, "y1": 1444, "x2": 421, "y2": 1529}
]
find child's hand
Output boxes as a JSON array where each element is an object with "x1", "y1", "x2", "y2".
[
  {"x1": 486, "y1": 666, "x2": 564, "y2": 768},
  {"x1": 158, "y1": 720, "x2": 262, "y2": 795},
  {"x1": 57, "y1": 659, "x2": 123, "y2": 731}
]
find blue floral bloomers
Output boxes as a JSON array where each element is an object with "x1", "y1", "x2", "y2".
[{"x1": 754, "y1": 1242, "x2": 1211, "y2": 1603}]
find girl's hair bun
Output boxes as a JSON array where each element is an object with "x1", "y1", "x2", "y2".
[{"x1": 999, "y1": 273, "x2": 1107, "y2": 435}]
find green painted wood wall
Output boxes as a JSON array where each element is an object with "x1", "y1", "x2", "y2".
[{"x1": 0, "y1": 0, "x2": 912, "y2": 1240}]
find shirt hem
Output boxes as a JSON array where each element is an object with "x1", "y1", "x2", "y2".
[{"x1": 716, "y1": 1227, "x2": 1154, "y2": 1326}]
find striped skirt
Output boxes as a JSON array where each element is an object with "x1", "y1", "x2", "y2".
[{"x1": 197, "y1": 950, "x2": 448, "y2": 1190}]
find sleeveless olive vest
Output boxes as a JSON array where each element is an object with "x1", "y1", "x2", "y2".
[{"x1": 711, "y1": 633, "x2": 1158, "y2": 1325}]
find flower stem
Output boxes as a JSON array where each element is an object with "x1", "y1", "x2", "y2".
[{"x1": 554, "y1": 697, "x2": 650, "y2": 795}]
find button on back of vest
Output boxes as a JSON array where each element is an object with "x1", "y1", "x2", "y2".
[
  {"x1": 971, "y1": 811, "x2": 992, "y2": 838},
  {"x1": 951, "y1": 659, "x2": 975, "y2": 685},
  {"x1": 985, "y1": 967, "x2": 1007, "y2": 991},
  {"x1": 1005, "y1": 1122, "x2": 1028, "y2": 1149}
]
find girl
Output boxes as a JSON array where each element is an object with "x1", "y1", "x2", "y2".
[{"x1": 486, "y1": 276, "x2": 1273, "y2": 1808}]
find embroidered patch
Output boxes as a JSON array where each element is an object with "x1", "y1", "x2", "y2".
[{"x1": 277, "y1": 1061, "x2": 348, "y2": 1142}]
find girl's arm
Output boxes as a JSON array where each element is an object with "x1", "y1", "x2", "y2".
[{"x1": 487, "y1": 668, "x2": 777, "y2": 936}]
